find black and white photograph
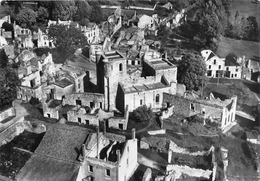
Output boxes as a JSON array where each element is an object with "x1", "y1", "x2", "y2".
[{"x1": 0, "y1": 0, "x2": 259, "y2": 180}]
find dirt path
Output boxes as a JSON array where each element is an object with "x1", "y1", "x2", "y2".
[{"x1": 137, "y1": 153, "x2": 165, "y2": 173}]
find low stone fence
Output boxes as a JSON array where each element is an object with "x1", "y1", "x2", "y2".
[
  {"x1": 0, "y1": 107, "x2": 15, "y2": 122},
  {"x1": 0, "y1": 116, "x2": 24, "y2": 146}
]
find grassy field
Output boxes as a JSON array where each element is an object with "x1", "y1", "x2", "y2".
[{"x1": 217, "y1": 36, "x2": 260, "y2": 61}]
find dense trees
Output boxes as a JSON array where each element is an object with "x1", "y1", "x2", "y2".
[
  {"x1": 226, "y1": 13, "x2": 259, "y2": 42},
  {"x1": 36, "y1": 0, "x2": 103, "y2": 24},
  {"x1": 189, "y1": 0, "x2": 228, "y2": 51},
  {"x1": 132, "y1": 105, "x2": 154, "y2": 123},
  {"x1": 0, "y1": 50, "x2": 20, "y2": 108},
  {"x1": 15, "y1": 7, "x2": 37, "y2": 28},
  {"x1": 89, "y1": 3, "x2": 104, "y2": 24},
  {"x1": 177, "y1": 52, "x2": 207, "y2": 90},
  {"x1": 51, "y1": 1, "x2": 77, "y2": 21},
  {"x1": 36, "y1": 7, "x2": 49, "y2": 23},
  {"x1": 73, "y1": 0, "x2": 92, "y2": 22},
  {"x1": 47, "y1": 24, "x2": 88, "y2": 59}
]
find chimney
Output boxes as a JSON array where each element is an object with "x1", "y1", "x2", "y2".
[
  {"x1": 103, "y1": 121, "x2": 106, "y2": 134},
  {"x1": 165, "y1": 51, "x2": 168, "y2": 60},
  {"x1": 96, "y1": 126, "x2": 100, "y2": 159},
  {"x1": 116, "y1": 149, "x2": 121, "y2": 163},
  {"x1": 82, "y1": 144, "x2": 86, "y2": 158},
  {"x1": 132, "y1": 128, "x2": 136, "y2": 140},
  {"x1": 168, "y1": 149, "x2": 172, "y2": 163}
]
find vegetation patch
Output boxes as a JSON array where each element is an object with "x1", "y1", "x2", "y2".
[
  {"x1": 0, "y1": 130, "x2": 45, "y2": 179},
  {"x1": 217, "y1": 36, "x2": 260, "y2": 61}
]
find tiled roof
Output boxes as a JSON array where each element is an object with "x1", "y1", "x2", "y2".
[
  {"x1": 225, "y1": 53, "x2": 240, "y2": 66},
  {"x1": 53, "y1": 78, "x2": 73, "y2": 88},
  {"x1": 35, "y1": 124, "x2": 89, "y2": 162},
  {"x1": 16, "y1": 154, "x2": 79, "y2": 181}
]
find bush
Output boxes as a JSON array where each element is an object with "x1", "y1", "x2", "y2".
[{"x1": 132, "y1": 105, "x2": 154, "y2": 123}]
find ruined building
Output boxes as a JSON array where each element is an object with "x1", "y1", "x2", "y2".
[
  {"x1": 163, "y1": 92, "x2": 238, "y2": 131},
  {"x1": 77, "y1": 129, "x2": 138, "y2": 181},
  {"x1": 95, "y1": 50, "x2": 185, "y2": 113},
  {"x1": 17, "y1": 50, "x2": 86, "y2": 102}
]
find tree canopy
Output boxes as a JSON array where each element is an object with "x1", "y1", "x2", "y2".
[
  {"x1": 51, "y1": 1, "x2": 76, "y2": 21},
  {"x1": 0, "y1": 49, "x2": 20, "y2": 108},
  {"x1": 89, "y1": 3, "x2": 103, "y2": 24},
  {"x1": 177, "y1": 52, "x2": 207, "y2": 90},
  {"x1": 132, "y1": 105, "x2": 154, "y2": 123},
  {"x1": 15, "y1": 7, "x2": 37, "y2": 28},
  {"x1": 73, "y1": 0, "x2": 92, "y2": 22},
  {"x1": 36, "y1": 6, "x2": 49, "y2": 23},
  {"x1": 47, "y1": 24, "x2": 89, "y2": 59},
  {"x1": 225, "y1": 12, "x2": 259, "y2": 42}
]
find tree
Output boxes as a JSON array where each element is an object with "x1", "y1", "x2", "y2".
[
  {"x1": 0, "y1": 67, "x2": 20, "y2": 108},
  {"x1": 89, "y1": 3, "x2": 103, "y2": 24},
  {"x1": 51, "y1": 1, "x2": 76, "y2": 21},
  {"x1": 79, "y1": 18, "x2": 90, "y2": 27},
  {"x1": 181, "y1": 0, "x2": 228, "y2": 51},
  {"x1": 177, "y1": 52, "x2": 207, "y2": 90},
  {"x1": 73, "y1": 0, "x2": 92, "y2": 22},
  {"x1": 132, "y1": 105, "x2": 154, "y2": 123},
  {"x1": 47, "y1": 24, "x2": 89, "y2": 59},
  {"x1": 15, "y1": 7, "x2": 37, "y2": 28},
  {"x1": 37, "y1": 7, "x2": 49, "y2": 23},
  {"x1": 244, "y1": 16, "x2": 259, "y2": 41},
  {"x1": 0, "y1": 49, "x2": 9, "y2": 68}
]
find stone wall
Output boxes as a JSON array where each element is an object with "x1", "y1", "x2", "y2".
[
  {"x1": 53, "y1": 84, "x2": 74, "y2": 100},
  {"x1": 0, "y1": 116, "x2": 24, "y2": 146},
  {"x1": 165, "y1": 164, "x2": 212, "y2": 180},
  {"x1": 18, "y1": 83, "x2": 47, "y2": 102},
  {"x1": 63, "y1": 92, "x2": 104, "y2": 109},
  {"x1": 160, "y1": 105, "x2": 174, "y2": 120},
  {"x1": 142, "y1": 168, "x2": 152, "y2": 181},
  {"x1": 0, "y1": 107, "x2": 15, "y2": 122},
  {"x1": 82, "y1": 157, "x2": 118, "y2": 181},
  {"x1": 67, "y1": 109, "x2": 99, "y2": 126},
  {"x1": 176, "y1": 83, "x2": 186, "y2": 96},
  {"x1": 42, "y1": 100, "x2": 61, "y2": 119},
  {"x1": 125, "y1": 86, "x2": 170, "y2": 112},
  {"x1": 163, "y1": 93, "x2": 223, "y2": 120},
  {"x1": 108, "y1": 117, "x2": 128, "y2": 130},
  {"x1": 156, "y1": 67, "x2": 177, "y2": 83}
]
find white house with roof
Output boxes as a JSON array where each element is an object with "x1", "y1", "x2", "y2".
[{"x1": 201, "y1": 50, "x2": 225, "y2": 77}]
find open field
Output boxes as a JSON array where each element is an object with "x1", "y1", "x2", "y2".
[{"x1": 217, "y1": 36, "x2": 260, "y2": 61}]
